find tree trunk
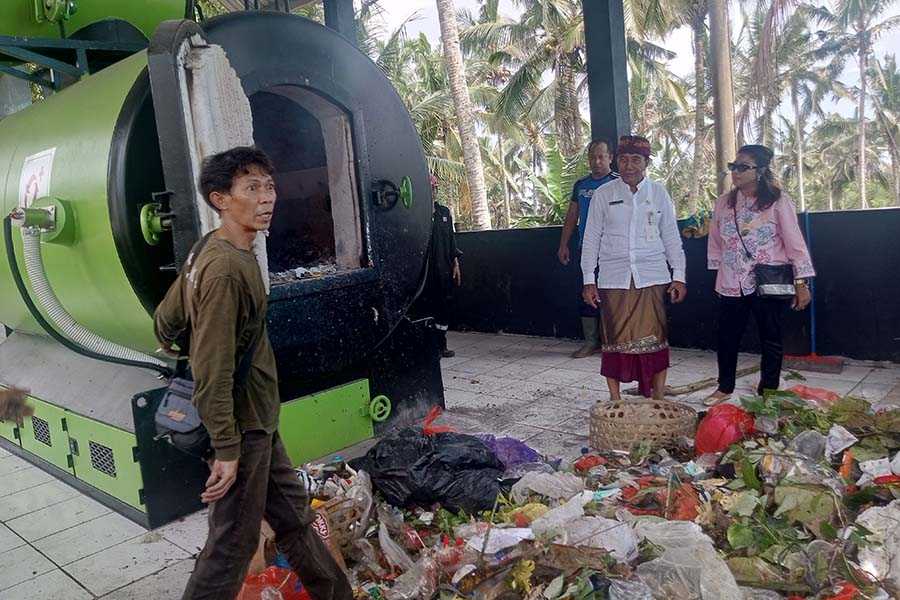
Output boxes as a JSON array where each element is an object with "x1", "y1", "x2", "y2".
[
  {"x1": 498, "y1": 134, "x2": 512, "y2": 227},
  {"x1": 554, "y1": 53, "x2": 582, "y2": 160},
  {"x1": 435, "y1": 0, "x2": 492, "y2": 229},
  {"x1": 857, "y1": 19, "x2": 868, "y2": 209},
  {"x1": 892, "y1": 150, "x2": 900, "y2": 207},
  {"x1": 708, "y1": 0, "x2": 737, "y2": 195},
  {"x1": 876, "y1": 107, "x2": 900, "y2": 206},
  {"x1": 689, "y1": 5, "x2": 707, "y2": 216},
  {"x1": 791, "y1": 84, "x2": 806, "y2": 211},
  {"x1": 827, "y1": 182, "x2": 834, "y2": 211}
]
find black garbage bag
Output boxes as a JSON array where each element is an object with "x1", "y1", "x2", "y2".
[{"x1": 349, "y1": 428, "x2": 503, "y2": 513}]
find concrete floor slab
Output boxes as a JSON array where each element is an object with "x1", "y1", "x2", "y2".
[{"x1": 0, "y1": 330, "x2": 896, "y2": 598}]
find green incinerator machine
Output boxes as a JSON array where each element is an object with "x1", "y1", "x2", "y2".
[{"x1": 0, "y1": 0, "x2": 444, "y2": 527}]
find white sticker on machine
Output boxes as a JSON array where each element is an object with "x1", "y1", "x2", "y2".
[{"x1": 19, "y1": 147, "x2": 56, "y2": 207}]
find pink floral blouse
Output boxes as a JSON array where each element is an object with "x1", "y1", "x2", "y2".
[{"x1": 708, "y1": 191, "x2": 815, "y2": 297}]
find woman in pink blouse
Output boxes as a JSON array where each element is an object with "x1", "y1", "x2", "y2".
[{"x1": 706, "y1": 145, "x2": 815, "y2": 405}]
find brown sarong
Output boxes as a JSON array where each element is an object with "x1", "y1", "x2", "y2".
[
  {"x1": 599, "y1": 282, "x2": 669, "y2": 354},
  {"x1": 599, "y1": 282, "x2": 670, "y2": 397}
]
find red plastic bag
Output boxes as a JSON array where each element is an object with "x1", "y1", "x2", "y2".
[
  {"x1": 695, "y1": 404, "x2": 755, "y2": 455},
  {"x1": 788, "y1": 384, "x2": 841, "y2": 407},
  {"x1": 574, "y1": 454, "x2": 606, "y2": 473},
  {"x1": 237, "y1": 566, "x2": 311, "y2": 600},
  {"x1": 422, "y1": 406, "x2": 455, "y2": 436}
]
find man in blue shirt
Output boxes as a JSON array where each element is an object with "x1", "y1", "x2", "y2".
[{"x1": 557, "y1": 138, "x2": 618, "y2": 358}]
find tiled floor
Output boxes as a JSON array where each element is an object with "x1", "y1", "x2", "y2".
[{"x1": 1, "y1": 331, "x2": 897, "y2": 599}]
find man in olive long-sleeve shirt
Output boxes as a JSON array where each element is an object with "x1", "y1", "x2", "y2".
[{"x1": 154, "y1": 147, "x2": 351, "y2": 600}]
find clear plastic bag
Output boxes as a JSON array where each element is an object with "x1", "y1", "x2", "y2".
[
  {"x1": 377, "y1": 503, "x2": 405, "y2": 533},
  {"x1": 739, "y1": 588, "x2": 785, "y2": 600},
  {"x1": 510, "y1": 471, "x2": 584, "y2": 503},
  {"x1": 825, "y1": 425, "x2": 858, "y2": 460},
  {"x1": 344, "y1": 470, "x2": 374, "y2": 536},
  {"x1": 609, "y1": 579, "x2": 654, "y2": 600},
  {"x1": 636, "y1": 559, "x2": 703, "y2": 600},
  {"x1": 352, "y1": 539, "x2": 386, "y2": 578},
  {"x1": 385, "y1": 555, "x2": 439, "y2": 600},
  {"x1": 632, "y1": 519, "x2": 741, "y2": 600},
  {"x1": 531, "y1": 492, "x2": 590, "y2": 538},
  {"x1": 561, "y1": 517, "x2": 638, "y2": 562},
  {"x1": 788, "y1": 430, "x2": 827, "y2": 460},
  {"x1": 855, "y1": 499, "x2": 900, "y2": 591},
  {"x1": 378, "y1": 522, "x2": 414, "y2": 573}
]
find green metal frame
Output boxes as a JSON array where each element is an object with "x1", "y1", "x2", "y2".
[
  {"x1": 65, "y1": 411, "x2": 144, "y2": 511},
  {"x1": 0, "y1": 0, "x2": 186, "y2": 41},
  {"x1": 0, "y1": 384, "x2": 145, "y2": 512},
  {"x1": 0, "y1": 386, "x2": 20, "y2": 446},
  {"x1": 0, "y1": 35, "x2": 147, "y2": 89},
  {"x1": 279, "y1": 379, "x2": 378, "y2": 467},
  {"x1": 19, "y1": 396, "x2": 73, "y2": 473}
]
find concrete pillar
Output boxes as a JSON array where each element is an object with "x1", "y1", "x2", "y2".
[
  {"x1": 582, "y1": 0, "x2": 630, "y2": 147},
  {"x1": 323, "y1": 0, "x2": 356, "y2": 47}
]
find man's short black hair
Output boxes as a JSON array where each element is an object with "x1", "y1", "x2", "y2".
[
  {"x1": 199, "y1": 146, "x2": 275, "y2": 211},
  {"x1": 587, "y1": 137, "x2": 613, "y2": 155}
]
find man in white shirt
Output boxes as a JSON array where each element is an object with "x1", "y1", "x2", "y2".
[{"x1": 580, "y1": 135, "x2": 687, "y2": 401}]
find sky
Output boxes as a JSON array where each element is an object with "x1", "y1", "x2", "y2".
[{"x1": 373, "y1": 0, "x2": 900, "y2": 119}]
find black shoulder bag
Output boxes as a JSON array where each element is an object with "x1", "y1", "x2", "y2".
[
  {"x1": 154, "y1": 234, "x2": 261, "y2": 460},
  {"x1": 733, "y1": 205, "x2": 795, "y2": 300}
]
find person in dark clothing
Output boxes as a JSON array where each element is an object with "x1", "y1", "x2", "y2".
[
  {"x1": 154, "y1": 147, "x2": 352, "y2": 600},
  {"x1": 426, "y1": 175, "x2": 463, "y2": 358},
  {"x1": 558, "y1": 139, "x2": 618, "y2": 358}
]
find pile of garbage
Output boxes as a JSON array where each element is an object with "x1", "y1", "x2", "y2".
[
  {"x1": 270, "y1": 263, "x2": 343, "y2": 285},
  {"x1": 243, "y1": 389, "x2": 900, "y2": 599}
]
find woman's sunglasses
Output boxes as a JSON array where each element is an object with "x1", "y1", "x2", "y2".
[{"x1": 727, "y1": 162, "x2": 758, "y2": 173}]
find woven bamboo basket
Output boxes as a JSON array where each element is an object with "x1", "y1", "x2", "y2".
[
  {"x1": 590, "y1": 399, "x2": 697, "y2": 451},
  {"x1": 318, "y1": 496, "x2": 366, "y2": 553}
]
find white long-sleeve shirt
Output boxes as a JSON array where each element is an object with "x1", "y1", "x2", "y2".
[{"x1": 580, "y1": 176, "x2": 686, "y2": 289}]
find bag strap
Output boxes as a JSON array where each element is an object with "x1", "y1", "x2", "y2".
[
  {"x1": 186, "y1": 232, "x2": 215, "y2": 271},
  {"x1": 183, "y1": 232, "x2": 261, "y2": 386},
  {"x1": 732, "y1": 204, "x2": 756, "y2": 262}
]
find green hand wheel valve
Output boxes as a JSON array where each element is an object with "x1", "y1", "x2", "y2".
[
  {"x1": 399, "y1": 177, "x2": 413, "y2": 209},
  {"x1": 139, "y1": 203, "x2": 169, "y2": 246},
  {"x1": 369, "y1": 395, "x2": 392, "y2": 422}
]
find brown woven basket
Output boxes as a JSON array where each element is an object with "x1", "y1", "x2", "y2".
[
  {"x1": 318, "y1": 496, "x2": 366, "y2": 553},
  {"x1": 590, "y1": 399, "x2": 697, "y2": 451}
]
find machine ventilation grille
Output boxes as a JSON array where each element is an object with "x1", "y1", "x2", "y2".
[
  {"x1": 31, "y1": 416, "x2": 52, "y2": 447},
  {"x1": 89, "y1": 441, "x2": 117, "y2": 478}
]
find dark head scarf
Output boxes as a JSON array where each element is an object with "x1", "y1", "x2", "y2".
[{"x1": 617, "y1": 135, "x2": 652, "y2": 158}]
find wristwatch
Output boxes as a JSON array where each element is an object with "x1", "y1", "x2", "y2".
[{"x1": 794, "y1": 279, "x2": 808, "y2": 288}]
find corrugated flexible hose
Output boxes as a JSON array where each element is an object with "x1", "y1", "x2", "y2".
[{"x1": 4, "y1": 216, "x2": 171, "y2": 376}]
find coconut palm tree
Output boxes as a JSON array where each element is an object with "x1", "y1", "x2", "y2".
[
  {"x1": 807, "y1": 112, "x2": 891, "y2": 208},
  {"x1": 870, "y1": 55, "x2": 900, "y2": 205},
  {"x1": 463, "y1": 0, "x2": 586, "y2": 162},
  {"x1": 436, "y1": 0, "x2": 492, "y2": 229},
  {"x1": 809, "y1": 0, "x2": 900, "y2": 208}
]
